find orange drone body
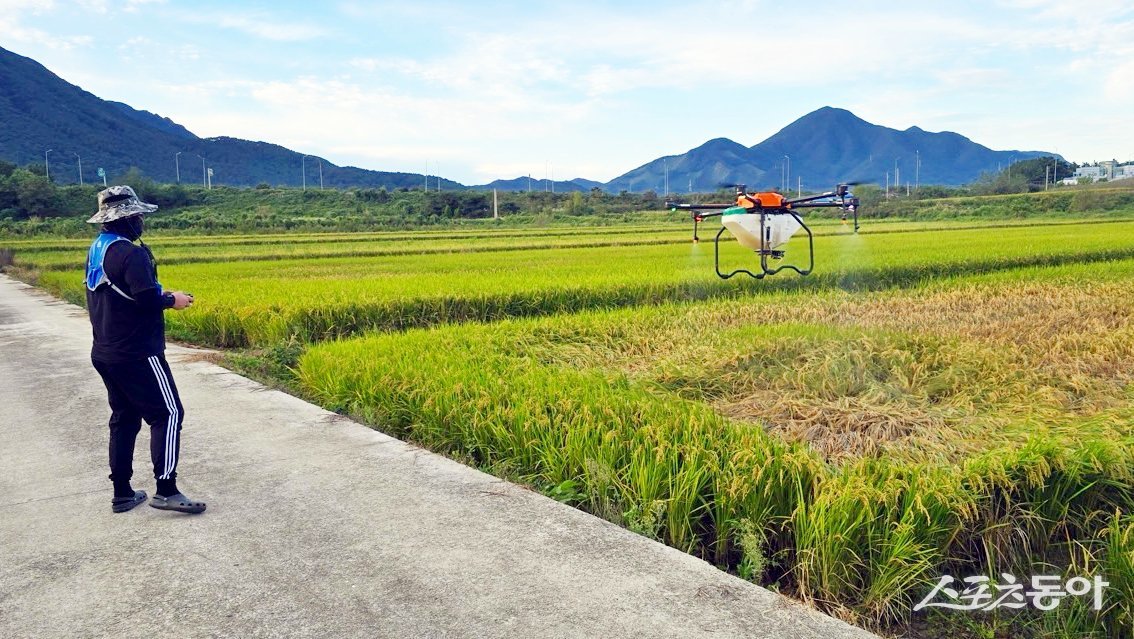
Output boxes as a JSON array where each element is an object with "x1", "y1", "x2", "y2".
[{"x1": 737, "y1": 192, "x2": 788, "y2": 209}]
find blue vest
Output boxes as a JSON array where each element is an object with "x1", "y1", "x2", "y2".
[{"x1": 86, "y1": 232, "x2": 162, "y2": 300}]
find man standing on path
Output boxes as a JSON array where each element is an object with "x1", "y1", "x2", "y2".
[{"x1": 85, "y1": 185, "x2": 206, "y2": 514}]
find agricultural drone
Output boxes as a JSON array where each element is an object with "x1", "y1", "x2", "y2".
[{"x1": 666, "y1": 184, "x2": 861, "y2": 280}]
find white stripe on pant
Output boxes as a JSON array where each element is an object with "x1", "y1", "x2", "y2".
[{"x1": 147, "y1": 355, "x2": 180, "y2": 480}]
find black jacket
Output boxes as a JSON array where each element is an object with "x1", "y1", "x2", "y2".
[{"x1": 87, "y1": 241, "x2": 173, "y2": 363}]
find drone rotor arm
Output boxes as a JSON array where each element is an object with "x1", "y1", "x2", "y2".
[{"x1": 784, "y1": 191, "x2": 838, "y2": 206}]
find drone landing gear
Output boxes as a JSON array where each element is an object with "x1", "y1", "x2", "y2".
[{"x1": 712, "y1": 212, "x2": 814, "y2": 280}]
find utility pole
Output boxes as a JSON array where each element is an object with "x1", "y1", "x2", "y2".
[
  {"x1": 301, "y1": 154, "x2": 308, "y2": 191},
  {"x1": 784, "y1": 155, "x2": 790, "y2": 194},
  {"x1": 915, "y1": 150, "x2": 920, "y2": 192},
  {"x1": 797, "y1": 175, "x2": 801, "y2": 197},
  {"x1": 885, "y1": 171, "x2": 889, "y2": 196},
  {"x1": 73, "y1": 152, "x2": 83, "y2": 185},
  {"x1": 318, "y1": 160, "x2": 323, "y2": 190},
  {"x1": 664, "y1": 159, "x2": 668, "y2": 196},
  {"x1": 895, "y1": 158, "x2": 900, "y2": 191},
  {"x1": 493, "y1": 188, "x2": 499, "y2": 219},
  {"x1": 45, "y1": 149, "x2": 52, "y2": 182},
  {"x1": 175, "y1": 151, "x2": 182, "y2": 184}
]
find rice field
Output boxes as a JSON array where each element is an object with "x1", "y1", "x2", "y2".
[
  {"x1": 13, "y1": 219, "x2": 1134, "y2": 350},
  {"x1": 9, "y1": 217, "x2": 1127, "y2": 269},
  {"x1": 296, "y1": 258, "x2": 1134, "y2": 633},
  {"x1": 4, "y1": 213, "x2": 1134, "y2": 637}
]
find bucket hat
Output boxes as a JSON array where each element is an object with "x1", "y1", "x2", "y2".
[{"x1": 86, "y1": 185, "x2": 158, "y2": 224}]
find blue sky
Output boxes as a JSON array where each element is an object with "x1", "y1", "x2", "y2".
[{"x1": 4, "y1": 0, "x2": 1133, "y2": 184}]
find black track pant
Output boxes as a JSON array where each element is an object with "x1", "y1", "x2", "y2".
[{"x1": 92, "y1": 355, "x2": 184, "y2": 484}]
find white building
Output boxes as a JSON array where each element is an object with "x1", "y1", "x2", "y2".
[{"x1": 1072, "y1": 163, "x2": 1134, "y2": 182}]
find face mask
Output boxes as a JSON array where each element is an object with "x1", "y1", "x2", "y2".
[
  {"x1": 103, "y1": 217, "x2": 141, "y2": 241},
  {"x1": 127, "y1": 215, "x2": 145, "y2": 239}
]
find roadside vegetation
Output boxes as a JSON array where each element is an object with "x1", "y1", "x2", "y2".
[{"x1": 3, "y1": 157, "x2": 1134, "y2": 236}]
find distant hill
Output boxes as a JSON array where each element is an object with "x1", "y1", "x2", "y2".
[
  {"x1": 470, "y1": 176, "x2": 603, "y2": 192},
  {"x1": 606, "y1": 107, "x2": 1059, "y2": 192},
  {"x1": 0, "y1": 45, "x2": 454, "y2": 189},
  {"x1": 107, "y1": 102, "x2": 196, "y2": 140},
  {"x1": 606, "y1": 138, "x2": 771, "y2": 194}
]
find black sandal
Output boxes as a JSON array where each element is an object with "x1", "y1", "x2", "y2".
[
  {"x1": 111, "y1": 490, "x2": 147, "y2": 513},
  {"x1": 150, "y1": 492, "x2": 206, "y2": 514}
]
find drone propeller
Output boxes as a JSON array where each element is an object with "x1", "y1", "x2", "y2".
[
  {"x1": 715, "y1": 182, "x2": 748, "y2": 191},
  {"x1": 838, "y1": 179, "x2": 883, "y2": 190}
]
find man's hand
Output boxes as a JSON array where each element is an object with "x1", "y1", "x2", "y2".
[{"x1": 170, "y1": 291, "x2": 194, "y2": 310}]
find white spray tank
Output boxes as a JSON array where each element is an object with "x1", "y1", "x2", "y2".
[{"x1": 720, "y1": 206, "x2": 802, "y2": 254}]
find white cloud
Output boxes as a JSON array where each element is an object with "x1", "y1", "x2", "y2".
[
  {"x1": 1, "y1": 22, "x2": 92, "y2": 50},
  {"x1": 143, "y1": 71, "x2": 604, "y2": 178},
  {"x1": 173, "y1": 44, "x2": 200, "y2": 61},
  {"x1": 241, "y1": 75, "x2": 593, "y2": 139},
  {"x1": 0, "y1": 0, "x2": 158, "y2": 49},
  {"x1": 344, "y1": 7, "x2": 1023, "y2": 102},
  {"x1": 1104, "y1": 60, "x2": 1134, "y2": 102},
  {"x1": 0, "y1": 0, "x2": 54, "y2": 11},
  {"x1": 124, "y1": 0, "x2": 166, "y2": 11},
  {"x1": 932, "y1": 68, "x2": 1014, "y2": 90},
  {"x1": 153, "y1": 79, "x2": 259, "y2": 100},
  {"x1": 116, "y1": 36, "x2": 159, "y2": 63},
  {"x1": 212, "y1": 13, "x2": 328, "y2": 41},
  {"x1": 74, "y1": 0, "x2": 107, "y2": 12},
  {"x1": 0, "y1": 1, "x2": 50, "y2": 46}
]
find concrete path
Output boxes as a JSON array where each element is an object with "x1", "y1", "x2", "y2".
[{"x1": 0, "y1": 274, "x2": 875, "y2": 639}]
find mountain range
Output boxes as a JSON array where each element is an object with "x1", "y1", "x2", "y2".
[
  {"x1": 1, "y1": 45, "x2": 1056, "y2": 192},
  {"x1": 607, "y1": 107, "x2": 1057, "y2": 192}
]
